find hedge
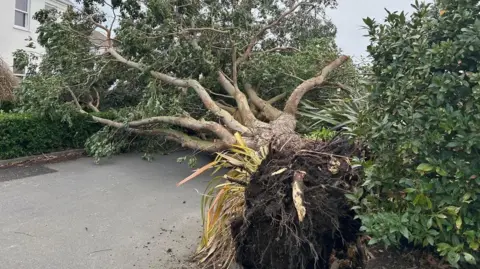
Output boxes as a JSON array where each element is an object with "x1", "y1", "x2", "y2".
[
  {"x1": 0, "y1": 113, "x2": 104, "y2": 159},
  {"x1": 358, "y1": 1, "x2": 480, "y2": 267}
]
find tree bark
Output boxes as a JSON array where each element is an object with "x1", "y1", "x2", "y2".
[
  {"x1": 284, "y1": 55, "x2": 349, "y2": 115},
  {"x1": 79, "y1": 50, "x2": 351, "y2": 153}
]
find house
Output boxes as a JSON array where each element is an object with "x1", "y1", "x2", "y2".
[{"x1": 0, "y1": 0, "x2": 73, "y2": 77}]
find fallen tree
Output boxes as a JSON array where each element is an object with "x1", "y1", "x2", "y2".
[
  {"x1": 15, "y1": 1, "x2": 366, "y2": 268},
  {"x1": 15, "y1": 0, "x2": 358, "y2": 156}
]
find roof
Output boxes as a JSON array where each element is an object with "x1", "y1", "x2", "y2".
[
  {"x1": 89, "y1": 30, "x2": 109, "y2": 47},
  {"x1": 49, "y1": 0, "x2": 75, "y2": 6}
]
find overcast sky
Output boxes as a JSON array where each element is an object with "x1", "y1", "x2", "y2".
[{"x1": 328, "y1": 0, "x2": 432, "y2": 60}]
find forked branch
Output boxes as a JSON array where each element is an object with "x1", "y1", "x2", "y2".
[
  {"x1": 107, "y1": 48, "x2": 250, "y2": 135},
  {"x1": 245, "y1": 84, "x2": 283, "y2": 121},
  {"x1": 284, "y1": 55, "x2": 349, "y2": 115},
  {"x1": 218, "y1": 72, "x2": 267, "y2": 128}
]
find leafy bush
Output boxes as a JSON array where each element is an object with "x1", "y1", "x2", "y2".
[
  {"x1": 357, "y1": 1, "x2": 480, "y2": 267},
  {"x1": 0, "y1": 101, "x2": 15, "y2": 112},
  {"x1": 0, "y1": 112, "x2": 105, "y2": 159}
]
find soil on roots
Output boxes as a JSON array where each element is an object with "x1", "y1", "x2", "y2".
[{"x1": 233, "y1": 137, "x2": 366, "y2": 269}]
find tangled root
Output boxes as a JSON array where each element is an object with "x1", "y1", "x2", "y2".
[{"x1": 233, "y1": 137, "x2": 367, "y2": 269}]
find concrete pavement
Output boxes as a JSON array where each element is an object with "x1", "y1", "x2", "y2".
[{"x1": 0, "y1": 152, "x2": 213, "y2": 269}]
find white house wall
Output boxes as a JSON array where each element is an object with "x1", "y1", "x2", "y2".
[{"x1": 0, "y1": 0, "x2": 69, "y2": 73}]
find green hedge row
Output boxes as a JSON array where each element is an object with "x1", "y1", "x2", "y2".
[{"x1": 0, "y1": 113, "x2": 104, "y2": 160}]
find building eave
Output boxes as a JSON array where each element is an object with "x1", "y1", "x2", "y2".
[{"x1": 48, "y1": 0, "x2": 75, "y2": 6}]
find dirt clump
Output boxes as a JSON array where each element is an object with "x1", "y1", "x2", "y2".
[{"x1": 233, "y1": 137, "x2": 367, "y2": 269}]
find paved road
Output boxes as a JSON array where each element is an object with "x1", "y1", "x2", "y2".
[{"x1": 0, "y1": 152, "x2": 213, "y2": 269}]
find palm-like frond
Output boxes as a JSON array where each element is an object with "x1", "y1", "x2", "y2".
[
  {"x1": 299, "y1": 84, "x2": 369, "y2": 134},
  {"x1": 178, "y1": 134, "x2": 268, "y2": 268}
]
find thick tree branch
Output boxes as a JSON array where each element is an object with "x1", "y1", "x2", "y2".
[
  {"x1": 215, "y1": 101, "x2": 237, "y2": 114},
  {"x1": 89, "y1": 17, "x2": 112, "y2": 47},
  {"x1": 284, "y1": 55, "x2": 350, "y2": 115},
  {"x1": 88, "y1": 102, "x2": 100, "y2": 112},
  {"x1": 253, "y1": 47, "x2": 300, "y2": 54},
  {"x1": 128, "y1": 116, "x2": 236, "y2": 144},
  {"x1": 267, "y1": 92, "x2": 287, "y2": 104},
  {"x1": 66, "y1": 88, "x2": 83, "y2": 111},
  {"x1": 90, "y1": 115, "x2": 228, "y2": 152},
  {"x1": 107, "y1": 48, "x2": 250, "y2": 135},
  {"x1": 218, "y1": 72, "x2": 267, "y2": 128},
  {"x1": 237, "y1": 1, "x2": 307, "y2": 65},
  {"x1": 231, "y1": 43, "x2": 239, "y2": 89},
  {"x1": 245, "y1": 84, "x2": 283, "y2": 121},
  {"x1": 94, "y1": 89, "x2": 100, "y2": 108}
]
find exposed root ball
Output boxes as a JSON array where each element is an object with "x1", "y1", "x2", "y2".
[{"x1": 233, "y1": 138, "x2": 366, "y2": 269}]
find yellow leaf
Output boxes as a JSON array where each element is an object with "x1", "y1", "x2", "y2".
[
  {"x1": 216, "y1": 153, "x2": 244, "y2": 166},
  {"x1": 234, "y1": 132, "x2": 246, "y2": 147},
  {"x1": 271, "y1": 167, "x2": 287, "y2": 176},
  {"x1": 440, "y1": 9, "x2": 446, "y2": 16},
  {"x1": 177, "y1": 161, "x2": 216, "y2": 186}
]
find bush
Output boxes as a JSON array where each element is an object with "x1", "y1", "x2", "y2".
[
  {"x1": 0, "y1": 101, "x2": 15, "y2": 112},
  {"x1": 357, "y1": 1, "x2": 480, "y2": 267},
  {"x1": 0, "y1": 113, "x2": 104, "y2": 159}
]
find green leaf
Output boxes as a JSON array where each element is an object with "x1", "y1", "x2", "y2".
[
  {"x1": 464, "y1": 253, "x2": 476, "y2": 264},
  {"x1": 345, "y1": 193, "x2": 358, "y2": 202},
  {"x1": 400, "y1": 226, "x2": 409, "y2": 239},
  {"x1": 427, "y1": 236, "x2": 435, "y2": 246},
  {"x1": 446, "y1": 142, "x2": 459, "y2": 148},
  {"x1": 470, "y1": 241, "x2": 479, "y2": 251},
  {"x1": 445, "y1": 206, "x2": 461, "y2": 216},
  {"x1": 368, "y1": 237, "x2": 379, "y2": 245},
  {"x1": 427, "y1": 217, "x2": 433, "y2": 229},
  {"x1": 456, "y1": 217, "x2": 462, "y2": 229},
  {"x1": 404, "y1": 188, "x2": 416, "y2": 193},
  {"x1": 425, "y1": 196, "x2": 433, "y2": 209},
  {"x1": 447, "y1": 251, "x2": 460, "y2": 267},
  {"x1": 417, "y1": 163, "x2": 434, "y2": 172},
  {"x1": 436, "y1": 167, "x2": 448, "y2": 176}
]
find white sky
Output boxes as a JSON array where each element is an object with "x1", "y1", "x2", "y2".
[{"x1": 328, "y1": 0, "x2": 433, "y2": 60}]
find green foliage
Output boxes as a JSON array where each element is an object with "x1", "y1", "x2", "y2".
[
  {"x1": 243, "y1": 38, "x2": 357, "y2": 103},
  {"x1": 0, "y1": 101, "x2": 16, "y2": 112},
  {"x1": 0, "y1": 113, "x2": 103, "y2": 159},
  {"x1": 297, "y1": 58, "x2": 369, "y2": 134},
  {"x1": 16, "y1": 0, "x2": 347, "y2": 122},
  {"x1": 304, "y1": 127, "x2": 337, "y2": 141},
  {"x1": 357, "y1": 1, "x2": 480, "y2": 267}
]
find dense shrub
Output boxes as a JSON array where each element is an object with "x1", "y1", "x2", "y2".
[
  {"x1": 357, "y1": 1, "x2": 480, "y2": 267},
  {"x1": 0, "y1": 113, "x2": 104, "y2": 159},
  {"x1": 0, "y1": 101, "x2": 15, "y2": 112}
]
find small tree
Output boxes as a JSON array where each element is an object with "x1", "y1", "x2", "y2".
[
  {"x1": 14, "y1": 0, "x2": 358, "y2": 158},
  {"x1": 359, "y1": 0, "x2": 480, "y2": 267}
]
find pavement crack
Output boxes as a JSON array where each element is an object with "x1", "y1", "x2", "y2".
[
  {"x1": 88, "y1": 248, "x2": 113, "y2": 255},
  {"x1": 14, "y1": 231, "x2": 35, "y2": 237}
]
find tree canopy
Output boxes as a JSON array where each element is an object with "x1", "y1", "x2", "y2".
[{"x1": 15, "y1": 0, "x2": 356, "y2": 158}]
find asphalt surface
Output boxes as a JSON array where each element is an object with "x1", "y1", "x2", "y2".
[{"x1": 0, "y1": 152, "x2": 213, "y2": 269}]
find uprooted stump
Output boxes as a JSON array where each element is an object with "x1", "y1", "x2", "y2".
[{"x1": 232, "y1": 138, "x2": 367, "y2": 269}]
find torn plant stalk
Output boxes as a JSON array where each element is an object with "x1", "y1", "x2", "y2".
[{"x1": 292, "y1": 170, "x2": 306, "y2": 222}]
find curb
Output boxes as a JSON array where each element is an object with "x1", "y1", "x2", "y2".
[{"x1": 0, "y1": 149, "x2": 86, "y2": 168}]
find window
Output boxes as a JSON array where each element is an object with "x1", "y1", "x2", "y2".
[{"x1": 14, "y1": 0, "x2": 29, "y2": 29}]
